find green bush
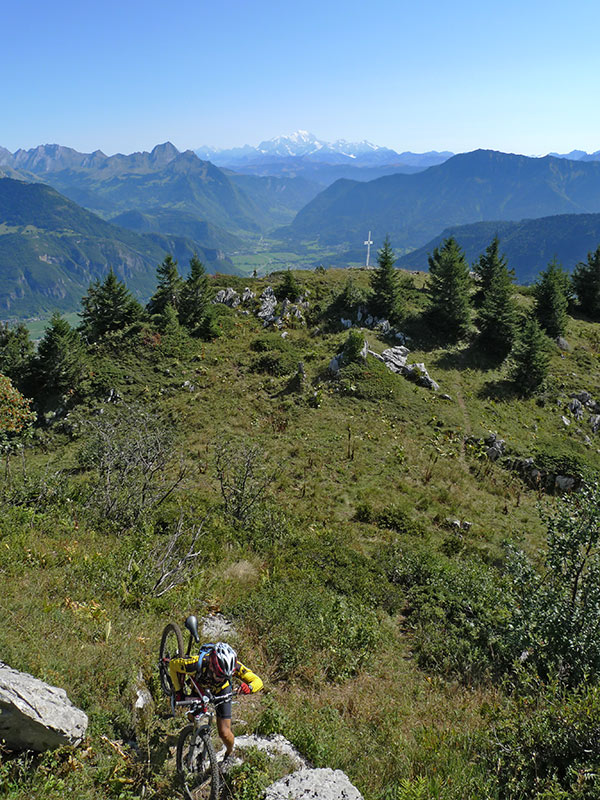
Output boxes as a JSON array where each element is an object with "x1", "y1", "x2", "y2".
[
  {"x1": 486, "y1": 679, "x2": 600, "y2": 799},
  {"x1": 533, "y1": 436, "x2": 592, "y2": 482},
  {"x1": 341, "y1": 329, "x2": 366, "y2": 364},
  {"x1": 355, "y1": 501, "x2": 427, "y2": 536}
]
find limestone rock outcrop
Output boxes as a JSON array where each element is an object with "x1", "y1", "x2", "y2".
[{"x1": 0, "y1": 662, "x2": 88, "y2": 752}]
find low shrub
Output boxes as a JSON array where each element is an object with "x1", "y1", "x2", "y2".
[
  {"x1": 486, "y1": 679, "x2": 600, "y2": 799},
  {"x1": 355, "y1": 502, "x2": 427, "y2": 536},
  {"x1": 533, "y1": 436, "x2": 593, "y2": 482}
]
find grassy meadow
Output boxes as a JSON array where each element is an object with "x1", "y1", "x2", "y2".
[{"x1": 2, "y1": 267, "x2": 600, "y2": 799}]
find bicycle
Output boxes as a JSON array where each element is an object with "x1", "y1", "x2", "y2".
[{"x1": 176, "y1": 690, "x2": 231, "y2": 800}]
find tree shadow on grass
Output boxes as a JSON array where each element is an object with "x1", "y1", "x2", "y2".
[
  {"x1": 478, "y1": 378, "x2": 521, "y2": 401},
  {"x1": 434, "y1": 339, "x2": 509, "y2": 373}
]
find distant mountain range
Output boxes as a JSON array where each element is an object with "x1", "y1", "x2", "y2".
[
  {"x1": 195, "y1": 131, "x2": 453, "y2": 184},
  {"x1": 549, "y1": 149, "x2": 600, "y2": 161},
  {"x1": 282, "y1": 149, "x2": 600, "y2": 252},
  {"x1": 6, "y1": 136, "x2": 600, "y2": 318},
  {"x1": 395, "y1": 213, "x2": 600, "y2": 284},
  {"x1": 0, "y1": 177, "x2": 236, "y2": 318},
  {"x1": 0, "y1": 142, "x2": 321, "y2": 240}
]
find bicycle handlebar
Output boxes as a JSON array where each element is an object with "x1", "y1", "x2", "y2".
[{"x1": 175, "y1": 689, "x2": 235, "y2": 710}]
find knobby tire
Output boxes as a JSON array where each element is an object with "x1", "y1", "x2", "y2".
[
  {"x1": 176, "y1": 723, "x2": 220, "y2": 800},
  {"x1": 159, "y1": 622, "x2": 184, "y2": 696}
]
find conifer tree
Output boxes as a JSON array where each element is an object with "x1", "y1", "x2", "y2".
[
  {"x1": 474, "y1": 236, "x2": 513, "y2": 306},
  {"x1": 369, "y1": 236, "x2": 403, "y2": 323},
  {"x1": 278, "y1": 270, "x2": 303, "y2": 302},
  {"x1": 0, "y1": 322, "x2": 34, "y2": 390},
  {"x1": 35, "y1": 313, "x2": 87, "y2": 399},
  {"x1": 147, "y1": 254, "x2": 183, "y2": 317},
  {"x1": 572, "y1": 245, "x2": 600, "y2": 319},
  {"x1": 179, "y1": 254, "x2": 211, "y2": 331},
  {"x1": 534, "y1": 258, "x2": 569, "y2": 338},
  {"x1": 79, "y1": 268, "x2": 144, "y2": 343},
  {"x1": 476, "y1": 238, "x2": 518, "y2": 357},
  {"x1": 510, "y1": 315, "x2": 552, "y2": 395},
  {"x1": 159, "y1": 303, "x2": 181, "y2": 335},
  {"x1": 427, "y1": 237, "x2": 472, "y2": 340}
]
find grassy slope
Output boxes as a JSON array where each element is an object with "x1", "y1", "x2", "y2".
[{"x1": 1, "y1": 269, "x2": 599, "y2": 799}]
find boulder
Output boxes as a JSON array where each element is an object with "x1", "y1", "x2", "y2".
[
  {"x1": 484, "y1": 434, "x2": 506, "y2": 461},
  {"x1": 264, "y1": 768, "x2": 363, "y2": 800},
  {"x1": 573, "y1": 390, "x2": 593, "y2": 405},
  {"x1": 329, "y1": 355, "x2": 341, "y2": 375},
  {"x1": 241, "y1": 287, "x2": 255, "y2": 304},
  {"x1": 568, "y1": 398, "x2": 584, "y2": 420},
  {"x1": 233, "y1": 733, "x2": 308, "y2": 770},
  {"x1": 556, "y1": 336, "x2": 571, "y2": 351},
  {"x1": 214, "y1": 287, "x2": 241, "y2": 308},
  {"x1": 380, "y1": 346, "x2": 409, "y2": 372},
  {"x1": 258, "y1": 287, "x2": 278, "y2": 325},
  {"x1": 201, "y1": 612, "x2": 237, "y2": 640},
  {"x1": 591, "y1": 414, "x2": 600, "y2": 433},
  {"x1": 555, "y1": 475, "x2": 576, "y2": 492},
  {"x1": 0, "y1": 662, "x2": 88, "y2": 752},
  {"x1": 403, "y1": 362, "x2": 439, "y2": 391}
]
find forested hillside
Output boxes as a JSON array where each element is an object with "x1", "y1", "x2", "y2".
[
  {"x1": 397, "y1": 212, "x2": 600, "y2": 283},
  {"x1": 283, "y1": 150, "x2": 600, "y2": 250},
  {"x1": 0, "y1": 178, "x2": 235, "y2": 317},
  {"x1": 3, "y1": 252, "x2": 600, "y2": 799}
]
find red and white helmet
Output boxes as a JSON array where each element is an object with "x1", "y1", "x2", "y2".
[{"x1": 209, "y1": 642, "x2": 237, "y2": 679}]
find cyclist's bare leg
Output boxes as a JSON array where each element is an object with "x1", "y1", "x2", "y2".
[{"x1": 217, "y1": 717, "x2": 234, "y2": 755}]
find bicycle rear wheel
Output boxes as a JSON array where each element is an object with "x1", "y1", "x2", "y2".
[
  {"x1": 159, "y1": 622, "x2": 184, "y2": 696},
  {"x1": 176, "y1": 724, "x2": 220, "y2": 800}
]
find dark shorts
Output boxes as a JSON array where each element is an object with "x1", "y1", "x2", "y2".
[{"x1": 214, "y1": 686, "x2": 232, "y2": 719}]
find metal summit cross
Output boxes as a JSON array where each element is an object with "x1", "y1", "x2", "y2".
[{"x1": 364, "y1": 231, "x2": 373, "y2": 267}]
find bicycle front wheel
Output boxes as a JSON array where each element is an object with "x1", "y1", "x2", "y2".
[
  {"x1": 176, "y1": 724, "x2": 220, "y2": 800},
  {"x1": 158, "y1": 622, "x2": 184, "y2": 696}
]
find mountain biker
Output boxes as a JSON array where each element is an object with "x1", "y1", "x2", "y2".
[{"x1": 169, "y1": 641, "x2": 263, "y2": 761}]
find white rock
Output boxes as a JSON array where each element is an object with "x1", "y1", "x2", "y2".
[
  {"x1": 0, "y1": 662, "x2": 88, "y2": 752},
  {"x1": 265, "y1": 767, "x2": 363, "y2": 800}
]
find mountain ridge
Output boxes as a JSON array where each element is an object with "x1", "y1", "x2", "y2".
[{"x1": 282, "y1": 149, "x2": 600, "y2": 251}]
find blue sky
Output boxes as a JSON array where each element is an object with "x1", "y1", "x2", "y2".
[{"x1": 3, "y1": 0, "x2": 600, "y2": 156}]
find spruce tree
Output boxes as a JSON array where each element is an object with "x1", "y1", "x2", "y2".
[
  {"x1": 369, "y1": 236, "x2": 403, "y2": 323},
  {"x1": 147, "y1": 254, "x2": 183, "y2": 317},
  {"x1": 278, "y1": 270, "x2": 302, "y2": 302},
  {"x1": 474, "y1": 236, "x2": 513, "y2": 306},
  {"x1": 427, "y1": 237, "x2": 472, "y2": 340},
  {"x1": 510, "y1": 315, "x2": 552, "y2": 395},
  {"x1": 534, "y1": 258, "x2": 569, "y2": 338},
  {"x1": 35, "y1": 313, "x2": 87, "y2": 399},
  {"x1": 0, "y1": 322, "x2": 34, "y2": 390},
  {"x1": 79, "y1": 268, "x2": 144, "y2": 343},
  {"x1": 179, "y1": 254, "x2": 211, "y2": 331},
  {"x1": 572, "y1": 245, "x2": 600, "y2": 319},
  {"x1": 476, "y1": 239, "x2": 517, "y2": 357}
]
